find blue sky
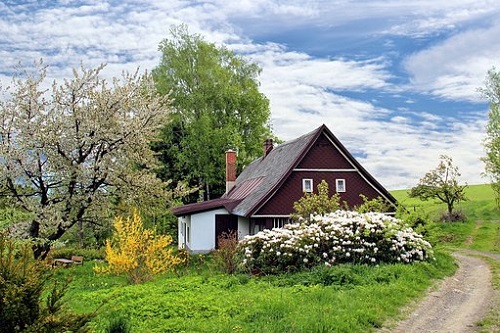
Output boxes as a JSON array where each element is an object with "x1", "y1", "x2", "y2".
[{"x1": 0, "y1": 0, "x2": 498, "y2": 190}]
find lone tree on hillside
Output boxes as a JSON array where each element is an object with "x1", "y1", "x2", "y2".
[
  {"x1": 152, "y1": 24, "x2": 273, "y2": 202},
  {"x1": 409, "y1": 155, "x2": 467, "y2": 221},
  {"x1": 480, "y1": 67, "x2": 500, "y2": 207},
  {"x1": 0, "y1": 62, "x2": 184, "y2": 259}
]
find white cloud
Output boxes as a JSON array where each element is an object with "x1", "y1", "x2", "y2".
[{"x1": 404, "y1": 22, "x2": 500, "y2": 101}]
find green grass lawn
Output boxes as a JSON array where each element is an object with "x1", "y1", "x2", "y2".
[
  {"x1": 59, "y1": 252, "x2": 455, "y2": 333},
  {"x1": 53, "y1": 184, "x2": 498, "y2": 332}
]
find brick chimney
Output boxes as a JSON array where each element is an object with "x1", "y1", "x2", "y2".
[
  {"x1": 226, "y1": 150, "x2": 236, "y2": 193},
  {"x1": 263, "y1": 139, "x2": 273, "y2": 157}
]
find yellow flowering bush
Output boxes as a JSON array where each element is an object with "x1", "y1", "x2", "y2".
[{"x1": 95, "y1": 210, "x2": 183, "y2": 284}]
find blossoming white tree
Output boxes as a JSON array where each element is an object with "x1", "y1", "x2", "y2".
[
  {"x1": 409, "y1": 155, "x2": 467, "y2": 221},
  {"x1": 0, "y1": 63, "x2": 182, "y2": 258}
]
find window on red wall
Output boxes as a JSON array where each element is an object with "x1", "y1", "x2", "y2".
[
  {"x1": 302, "y1": 179, "x2": 313, "y2": 192},
  {"x1": 336, "y1": 179, "x2": 346, "y2": 192}
]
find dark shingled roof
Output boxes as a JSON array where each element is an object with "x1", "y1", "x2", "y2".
[
  {"x1": 172, "y1": 124, "x2": 397, "y2": 217},
  {"x1": 172, "y1": 198, "x2": 242, "y2": 216},
  {"x1": 223, "y1": 126, "x2": 319, "y2": 216}
]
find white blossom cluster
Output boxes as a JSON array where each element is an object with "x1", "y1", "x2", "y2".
[{"x1": 241, "y1": 210, "x2": 433, "y2": 274}]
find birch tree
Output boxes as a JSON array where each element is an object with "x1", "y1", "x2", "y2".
[
  {"x1": 0, "y1": 63, "x2": 180, "y2": 258},
  {"x1": 480, "y1": 68, "x2": 500, "y2": 207}
]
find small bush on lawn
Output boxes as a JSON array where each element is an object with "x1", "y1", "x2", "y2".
[
  {"x1": 212, "y1": 230, "x2": 240, "y2": 274},
  {"x1": 94, "y1": 210, "x2": 184, "y2": 284},
  {"x1": 439, "y1": 209, "x2": 467, "y2": 222},
  {"x1": 105, "y1": 315, "x2": 131, "y2": 333},
  {"x1": 241, "y1": 210, "x2": 433, "y2": 274}
]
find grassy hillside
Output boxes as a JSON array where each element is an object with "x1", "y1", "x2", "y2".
[
  {"x1": 392, "y1": 184, "x2": 497, "y2": 221},
  {"x1": 392, "y1": 184, "x2": 500, "y2": 253}
]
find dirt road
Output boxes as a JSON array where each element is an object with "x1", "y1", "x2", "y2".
[{"x1": 383, "y1": 251, "x2": 498, "y2": 333}]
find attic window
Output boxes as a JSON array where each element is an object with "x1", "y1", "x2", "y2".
[
  {"x1": 302, "y1": 179, "x2": 313, "y2": 192},
  {"x1": 336, "y1": 179, "x2": 346, "y2": 193}
]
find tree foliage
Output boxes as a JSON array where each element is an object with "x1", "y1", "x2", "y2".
[
  {"x1": 95, "y1": 210, "x2": 183, "y2": 284},
  {"x1": 0, "y1": 62, "x2": 184, "y2": 258},
  {"x1": 409, "y1": 155, "x2": 467, "y2": 220},
  {"x1": 480, "y1": 67, "x2": 500, "y2": 207},
  {"x1": 291, "y1": 180, "x2": 341, "y2": 222},
  {"x1": 152, "y1": 24, "x2": 272, "y2": 201},
  {"x1": 355, "y1": 194, "x2": 392, "y2": 213}
]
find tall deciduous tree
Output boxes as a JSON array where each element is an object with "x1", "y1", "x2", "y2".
[
  {"x1": 480, "y1": 68, "x2": 500, "y2": 207},
  {"x1": 152, "y1": 24, "x2": 272, "y2": 201},
  {"x1": 409, "y1": 155, "x2": 467, "y2": 220},
  {"x1": 0, "y1": 62, "x2": 182, "y2": 259}
]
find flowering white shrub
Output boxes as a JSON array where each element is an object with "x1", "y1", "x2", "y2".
[{"x1": 241, "y1": 210, "x2": 433, "y2": 274}]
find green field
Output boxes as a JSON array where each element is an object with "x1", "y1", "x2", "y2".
[
  {"x1": 393, "y1": 184, "x2": 500, "y2": 253},
  {"x1": 7, "y1": 184, "x2": 500, "y2": 332}
]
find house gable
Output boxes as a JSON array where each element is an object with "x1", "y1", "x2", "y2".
[
  {"x1": 296, "y1": 133, "x2": 353, "y2": 169},
  {"x1": 252, "y1": 126, "x2": 397, "y2": 216}
]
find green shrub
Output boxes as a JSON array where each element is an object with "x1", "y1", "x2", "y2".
[
  {"x1": 355, "y1": 194, "x2": 392, "y2": 213},
  {"x1": 212, "y1": 230, "x2": 240, "y2": 274},
  {"x1": 290, "y1": 180, "x2": 340, "y2": 221},
  {"x1": 105, "y1": 315, "x2": 131, "y2": 333},
  {"x1": 0, "y1": 231, "x2": 95, "y2": 332},
  {"x1": 439, "y1": 209, "x2": 467, "y2": 222},
  {"x1": 50, "y1": 246, "x2": 105, "y2": 261}
]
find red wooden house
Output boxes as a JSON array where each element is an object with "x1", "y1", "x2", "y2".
[{"x1": 172, "y1": 124, "x2": 397, "y2": 253}]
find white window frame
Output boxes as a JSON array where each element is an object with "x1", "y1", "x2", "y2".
[
  {"x1": 336, "y1": 179, "x2": 346, "y2": 193},
  {"x1": 302, "y1": 179, "x2": 313, "y2": 192},
  {"x1": 273, "y1": 218, "x2": 290, "y2": 229}
]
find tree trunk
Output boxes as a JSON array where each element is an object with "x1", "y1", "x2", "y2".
[
  {"x1": 79, "y1": 220, "x2": 84, "y2": 248},
  {"x1": 447, "y1": 203, "x2": 453, "y2": 221},
  {"x1": 32, "y1": 242, "x2": 51, "y2": 260}
]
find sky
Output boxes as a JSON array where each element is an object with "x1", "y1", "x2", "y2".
[{"x1": 0, "y1": 0, "x2": 498, "y2": 190}]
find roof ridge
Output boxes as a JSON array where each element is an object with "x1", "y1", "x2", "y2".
[{"x1": 273, "y1": 125, "x2": 323, "y2": 149}]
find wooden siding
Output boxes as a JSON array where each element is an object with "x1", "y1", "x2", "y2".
[
  {"x1": 296, "y1": 133, "x2": 353, "y2": 169},
  {"x1": 255, "y1": 171, "x2": 384, "y2": 215}
]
